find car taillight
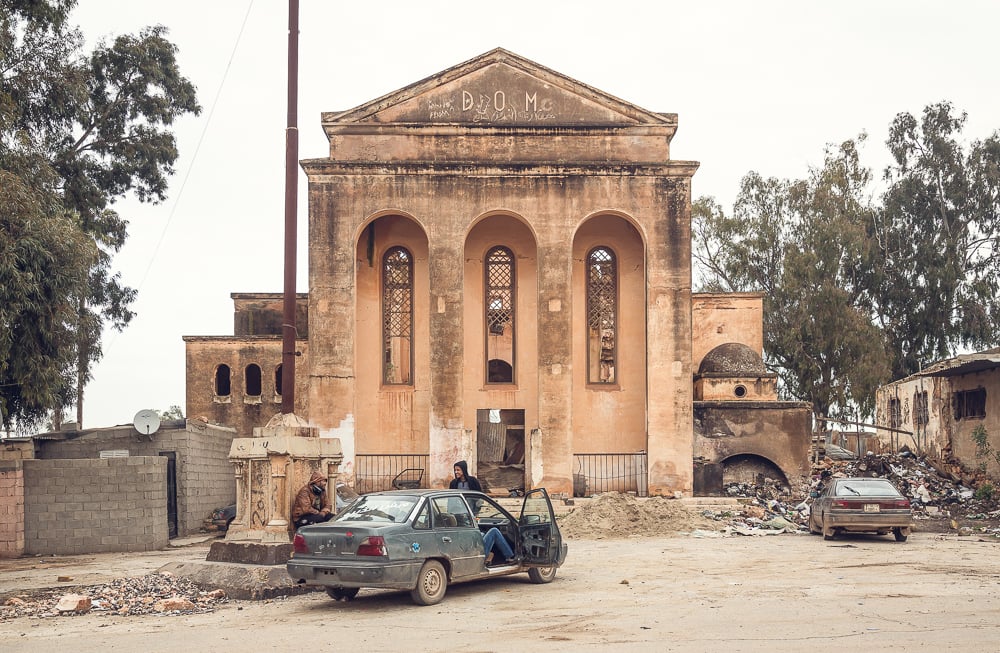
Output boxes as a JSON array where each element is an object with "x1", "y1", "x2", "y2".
[
  {"x1": 356, "y1": 535, "x2": 387, "y2": 557},
  {"x1": 293, "y1": 533, "x2": 309, "y2": 554},
  {"x1": 832, "y1": 499, "x2": 853, "y2": 509},
  {"x1": 893, "y1": 499, "x2": 911, "y2": 509}
]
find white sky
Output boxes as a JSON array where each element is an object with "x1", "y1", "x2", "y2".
[{"x1": 69, "y1": 0, "x2": 1000, "y2": 428}]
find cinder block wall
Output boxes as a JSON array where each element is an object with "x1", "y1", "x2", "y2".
[
  {"x1": 36, "y1": 420, "x2": 237, "y2": 537},
  {"x1": 22, "y1": 457, "x2": 168, "y2": 554},
  {"x1": 0, "y1": 461, "x2": 25, "y2": 558},
  {"x1": 176, "y1": 424, "x2": 237, "y2": 534}
]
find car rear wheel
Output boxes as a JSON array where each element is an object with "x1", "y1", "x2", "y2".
[
  {"x1": 411, "y1": 560, "x2": 447, "y2": 606},
  {"x1": 893, "y1": 527, "x2": 908, "y2": 542},
  {"x1": 325, "y1": 587, "x2": 359, "y2": 601},
  {"x1": 528, "y1": 566, "x2": 557, "y2": 583},
  {"x1": 808, "y1": 512, "x2": 821, "y2": 535}
]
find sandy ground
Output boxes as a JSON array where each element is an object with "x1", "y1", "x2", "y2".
[{"x1": 3, "y1": 529, "x2": 1000, "y2": 653}]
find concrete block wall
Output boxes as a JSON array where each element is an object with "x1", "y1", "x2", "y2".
[
  {"x1": 22, "y1": 457, "x2": 168, "y2": 554},
  {"x1": 0, "y1": 461, "x2": 25, "y2": 558},
  {"x1": 176, "y1": 423, "x2": 237, "y2": 535},
  {"x1": 35, "y1": 420, "x2": 237, "y2": 537}
]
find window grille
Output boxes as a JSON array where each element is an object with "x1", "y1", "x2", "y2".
[
  {"x1": 485, "y1": 246, "x2": 515, "y2": 383},
  {"x1": 587, "y1": 247, "x2": 617, "y2": 384},
  {"x1": 382, "y1": 247, "x2": 413, "y2": 384}
]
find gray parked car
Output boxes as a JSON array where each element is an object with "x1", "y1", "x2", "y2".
[
  {"x1": 286, "y1": 488, "x2": 567, "y2": 605},
  {"x1": 808, "y1": 477, "x2": 913, "y2": 542}
]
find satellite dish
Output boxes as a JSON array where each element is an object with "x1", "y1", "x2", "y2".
[{"x1": 133, "y1": 410, "x2": 161, "y2": 436}]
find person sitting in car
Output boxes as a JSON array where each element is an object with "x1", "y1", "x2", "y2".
[{"x1": 483, "y1": 527, "x2": 515, "y2": 565}]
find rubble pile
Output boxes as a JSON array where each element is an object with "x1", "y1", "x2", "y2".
[
  {"x1": 718, "y1": 449, "x2": 1000, "y2": 537},
  {"x1": 814, "y1": 450, "x2": 1000, "y2": 535},
  {"x1": 560, "y1": 451, "x2": 1000, "y2": 539},
  {"x1": 1, "y1": 572, "x2": 227, "y2": 621}
]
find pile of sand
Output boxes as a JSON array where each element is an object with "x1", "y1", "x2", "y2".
[{"x1": 558, "y1": 493, "x2": 727, "y2": 539}]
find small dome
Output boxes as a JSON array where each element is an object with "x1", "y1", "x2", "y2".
[{"x1": 698, "y1": 343, "x2": 767, "y2": 376}]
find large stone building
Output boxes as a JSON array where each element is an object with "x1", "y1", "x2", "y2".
[{"x1": 184, "y1": 49, "x2": 811, "y2": 497}]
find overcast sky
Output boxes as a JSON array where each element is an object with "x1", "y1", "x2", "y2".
[{"x1": 69, "y1": 0, "x2": 1000, "y2": 429}]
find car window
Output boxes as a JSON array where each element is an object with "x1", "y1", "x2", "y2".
[
  {"x1": 431, "y1": 496, "x2": 475, "y2": 527},
  {"x1": 336, "y1": 495, "x2": 418, "y2": 523},
  {"x1": 413, "y1": 501, "x2": 431, "y2": 530},
  {"x1": 520, "y1": 493, "x2": 552, "y2": 525},
  {"x1": 835, "y1": 480, "x2": 901, "y2": 498}
]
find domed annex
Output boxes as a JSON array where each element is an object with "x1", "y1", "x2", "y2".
[
  {"x1": 694, "y1": 342, "x2": 776, "y2": 402},
  {"x1": 698, "y1": 342, "x2": 767, "y2": 377}
]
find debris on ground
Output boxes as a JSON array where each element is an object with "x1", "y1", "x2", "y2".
[
  {"x1": 559, "y1": 450, "x2": 1000, "y2": 540},
  {"x1": 0, "y1": 572, "x2": 227, "y2": 621}
]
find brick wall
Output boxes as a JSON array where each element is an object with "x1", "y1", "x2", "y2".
[
  {"x1": 22, "y1": 457, "x2": 168, "y2": 555},
  {"x1": 0, "y1": 461, "x2": 25, "y2": 558}
]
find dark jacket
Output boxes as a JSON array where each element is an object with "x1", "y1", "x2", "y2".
[
  {"x1": 291, "y1": 471, "x2": 332, "y2": 520},
  {"x1": 449, "y1": 460, "x2": 482, "y2": 491}
]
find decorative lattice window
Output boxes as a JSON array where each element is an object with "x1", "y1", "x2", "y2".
[
  {"x1": 587, "y1": 246, "x2": 617, "y2": 384},
  {"x1": 382, "y1": 247, "x2": 413, "y2": 385},
  {"x1": 485, "y1": 246, "x2": 515, "y2": 383}
]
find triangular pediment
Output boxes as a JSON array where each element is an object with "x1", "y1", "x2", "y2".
[{"x1": 323, "y1": 48, "x2": 674, "y2": 128}]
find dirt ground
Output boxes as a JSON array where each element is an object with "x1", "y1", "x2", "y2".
[{"x1": 3, "y1": 496, "x2": 1000, "y2": 653}]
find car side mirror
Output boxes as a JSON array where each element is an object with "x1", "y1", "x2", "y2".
[{"x1": 809, "y1": 491, "x2": 819, "y2": 499}]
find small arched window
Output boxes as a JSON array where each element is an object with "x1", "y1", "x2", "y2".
[
  {"x1": 485, "y1": 246, "x2": 515, "y2": 383},
  {"x1": 586, "y1": 246, "x2": 617, "y2": 384},
  {"x1": 214, "y1": 364, "x2": 231, "y2": 396},
  {"x1": 245, "y1": 364, "x2": 262, "y2": 397},
  {"x1": 274, "y1": 364, "x2": 283, "y2": 397},
  {"x1": 382, "y1": 247, "x2": 413, "y2": 385}
]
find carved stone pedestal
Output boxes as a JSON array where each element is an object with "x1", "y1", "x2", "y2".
[{"x1": 207, "y1": 416, "x2": 342, "y2": 565}]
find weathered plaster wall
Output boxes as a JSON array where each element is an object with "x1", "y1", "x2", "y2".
[
  {"x1": 873, "y1": 375, "x2": 947, "y2": 456},
  {"x1": 184, "y1": 336, "x2": 308, "y2": 437},
  {"x1": 692, "y1": 293, "x2": 764, "y2": 368},
  {"x1": 693, "y1": 401, "x2": 812, "y2": 489},
  {"x1": 570, "y1": 214, "x2": 646, "y2": 454}
]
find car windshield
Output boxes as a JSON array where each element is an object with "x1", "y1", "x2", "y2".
[
  {"x1": 336, "y1": 495, "x2": 418, "y2": 523},
  {"x1": 835, "y1": 479, "x2": 902, "y2": 498}
]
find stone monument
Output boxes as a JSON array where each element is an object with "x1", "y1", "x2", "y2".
[{"x1": 207, "y1": 413, "x2": 342, "y2": 565}]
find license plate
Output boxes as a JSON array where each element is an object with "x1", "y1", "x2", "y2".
[{"x1": 864, "y1": 504, "x2": 880, "y2": 513}]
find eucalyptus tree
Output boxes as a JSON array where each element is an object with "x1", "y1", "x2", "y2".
[
  {"x1": 693, "y1": 139, "x2": 891, "y2": 419},
  {"x1": 1, "y1": 0, "x2": 200, "y2": 429},
  {"x1": 873, "y1": 102, "x2": 1000, "y2": 377}
]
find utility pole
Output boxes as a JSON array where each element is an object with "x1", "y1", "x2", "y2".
[{"x1": 281, "y1": 0, "x2": 299, "y2": 414}]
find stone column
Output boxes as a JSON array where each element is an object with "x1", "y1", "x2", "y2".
[
  {"x1": 534, "y1": 245, "x2": 573, "y2": 495},
  {"x1": 427, "y1": 241, "x2": 466, "y2": 487},
  {"x1": 645, "y1": 176, "x2": 694, "y2": 496}
]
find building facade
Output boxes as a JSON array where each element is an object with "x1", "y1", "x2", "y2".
[{"x1": 185, "y1": 49, "x2": 811, "y2": 497}]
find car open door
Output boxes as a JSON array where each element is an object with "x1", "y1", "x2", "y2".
[{"x1": 517, "y1": 488, "x2": 565, "y2": 566}]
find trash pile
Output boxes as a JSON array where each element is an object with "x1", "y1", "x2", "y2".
[
  {"x1": 1, "y1": 572, "x2": 227, "y2": 621},
  {"x1": 717, "y1": 448, "x2": 1000, "y2": 538}
]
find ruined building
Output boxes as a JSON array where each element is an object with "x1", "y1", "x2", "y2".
[{"x1": 183, "y1": 49, "x2": 811, "y2": 497}]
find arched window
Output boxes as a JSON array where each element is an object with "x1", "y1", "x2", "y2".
[
  {"x1": 587, "y1": 246, "x2": 617, "y2": 384},
  {"x1": 245, "y1": 364, "x2": 262, "y2": 396},
  {"x1": 214, "y1": 364, "x2": 231, "y2": 396},
  {"x1": 382, "y1": 247, "x2": 413, "y2": 384},
  {"x1": 485, "y1": 246, "x2": 515, "y2": 383},
  {"x1": 274, "y1": 364, "x2": 283, "y2": 397}
]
